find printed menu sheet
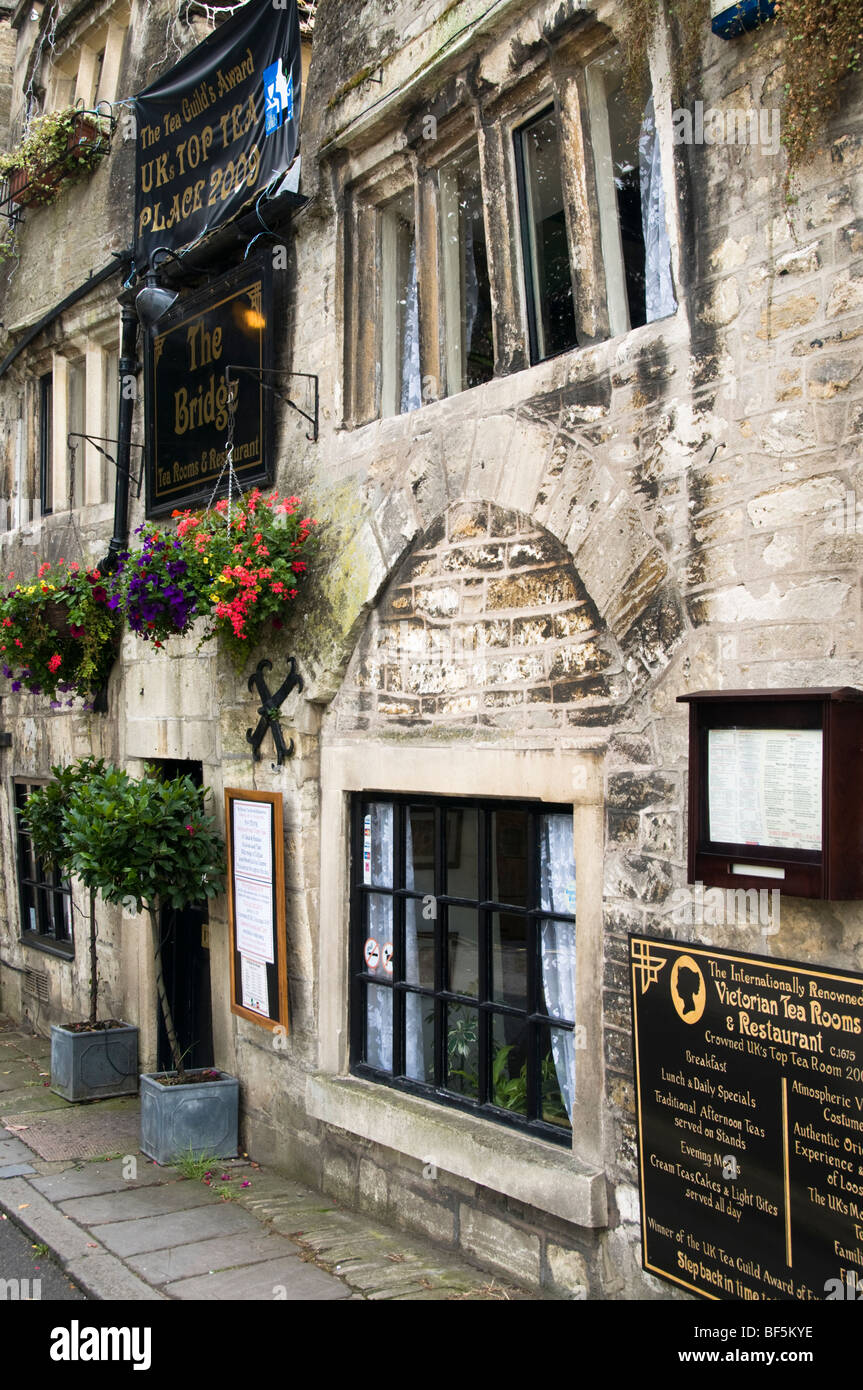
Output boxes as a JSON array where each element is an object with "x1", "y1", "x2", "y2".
[{"x1": 708, "y1": 728, "x2": 822, "y2": 851}]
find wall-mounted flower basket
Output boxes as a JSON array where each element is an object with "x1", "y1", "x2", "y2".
[
  {"x1": 0, "y1": 105, "x2": 113, "y2": 216},
  {"x1": 8, "y1": 163, "x2": 62, "y2": 208}
]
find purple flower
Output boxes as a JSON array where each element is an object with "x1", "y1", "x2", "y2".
[
  {"x1": 11, "y1": 680, "x2": 21, "y2": 692},
  {"x1": 2, "y1": 664, "x2": 12, "y2": 678}
]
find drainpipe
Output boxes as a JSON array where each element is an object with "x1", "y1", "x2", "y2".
[{"x1": 106, "y1": 297, "x2": 139, "y2": 569}]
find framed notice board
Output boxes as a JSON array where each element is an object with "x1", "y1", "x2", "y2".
[
  {"x1": 677, "y1": 687, "x2": 863, "y2": 899},
  {"x1": 225, "y1": 789, "x2": 288, "y2": 1032}
]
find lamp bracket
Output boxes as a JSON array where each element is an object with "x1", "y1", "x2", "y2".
[{"x1": 224, "y1": 366, "x2": 319, "y2": 443}]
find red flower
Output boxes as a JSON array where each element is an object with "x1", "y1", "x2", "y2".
[{"x1": 48, "y1": 654, "x2": 62, "y2": 673}]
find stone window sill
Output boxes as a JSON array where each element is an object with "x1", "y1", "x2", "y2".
[{"x1": 306, "y1": 1071, "x2": 608, "y2": 1229}]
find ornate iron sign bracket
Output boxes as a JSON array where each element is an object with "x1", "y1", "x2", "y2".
[{"x1": 246, "y1": 658, "x2": 303, "y2": 765}]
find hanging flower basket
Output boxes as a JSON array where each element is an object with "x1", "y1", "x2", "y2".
[
  {"x1": 0, "y1": 561, "x2": 120, "y2": 705},
  {"x1": 109, "y1": 490, "x2": 319, "y2": 663}
]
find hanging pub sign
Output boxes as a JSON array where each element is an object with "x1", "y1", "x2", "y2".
[
  {"x1": 132, "y1": 0, "x2": 301, "y2": 267},
  {"x1": 145, "y1": 256, "x2": 274, "y2": 516}
]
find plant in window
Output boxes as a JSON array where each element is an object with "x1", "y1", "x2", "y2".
[{"x1": 0, "y1": 560, "x2": 119, "y2": 704}]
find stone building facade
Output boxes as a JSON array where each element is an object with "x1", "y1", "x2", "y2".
[{"x1": 0, "y1": 0, "x2": 861, "y2": 1299}]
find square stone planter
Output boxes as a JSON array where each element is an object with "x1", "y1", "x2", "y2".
[
  {"x1": 139, "y1": 1069, "x2": 239, "y2": 1166},
  {"x1": 50, "y1": 1023, "x2": 139, "y2": 1102}
]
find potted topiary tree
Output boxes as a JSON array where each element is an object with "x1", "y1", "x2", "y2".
[
  {"x1": 22, "y1": 759, "x2": 139, "y2": 1102},
  {"x1": 61, "y1": 764, "x2": 231, "y2": 1164}
]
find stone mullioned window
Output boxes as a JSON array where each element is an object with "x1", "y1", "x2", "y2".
[{"x1": 339, "y1": 15, "x2": 671, "y2": 426}]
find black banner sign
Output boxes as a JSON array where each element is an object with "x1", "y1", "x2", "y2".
[
  {"x1": 133, "y1": 0, "x2": 301, "y2": 267},
  {"x1": 631, "y1": 935, "x2": 863, "y2": 1301},
  {"x1": 145, "y1": 258, "x2": 273, "y2": 516}
]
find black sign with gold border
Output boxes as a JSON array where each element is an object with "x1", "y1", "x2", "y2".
[
  {"x1": 144, "y1": 257, "x2": 274, "y2": 517},
  {"x1": 631, "y1": 934, "x2": 863, "y2": 1301}
]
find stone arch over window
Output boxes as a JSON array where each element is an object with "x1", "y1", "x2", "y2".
[{"x1": 329, "y1": 499, "x2": 631, "y2": 737}]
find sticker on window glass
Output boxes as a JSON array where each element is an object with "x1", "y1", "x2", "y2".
[
  {"x1": 382, "y1": 942, "x2": 394, "y2": 976},
  {"x1": 566, "y1": 882, "x2": 576, "y2": 915},
  {"x1": 363, "y1": 814, "x2": 372, "y2": 884},
  {"x1": 363, "y1": 937, "x2": 380, "y2": 971},
  {"x1": 29, "y1": 907, "x2": 36, "y2": 932}
]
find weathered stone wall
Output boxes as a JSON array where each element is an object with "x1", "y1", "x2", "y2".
[
  {"x1": 0, "y1": 0, "x2": 862, "y2": 1299},
  {"x1": 332, "y1": 500, "x2": 621, "y2": 733}
]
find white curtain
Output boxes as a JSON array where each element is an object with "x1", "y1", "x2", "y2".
[
  {"x1": 400, "y1": 245, "x2": 422, "y2": 413},
  {"x1": 638, "y1": 94, "x2": 677, "y2": 324},
  {"x1": 363, "y1": 802, "x2": 422, "y2": 1077},
  {"x1": 539, "y1": 814, "x2": 577, "y2": 1122}
]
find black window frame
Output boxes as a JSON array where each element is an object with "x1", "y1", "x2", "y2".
[
  {"x1": 349, "y1": 792, "x2": 576, "y2": 1147},
  {"x1": 513, "y1": 102, "x2": 579, "y2": 367},
  {"x1": 13, "y1": 780, "x2": 74, "y2": 958},
  {"x1": 39, "y1": 372, "x2": 53, "y2": 517}
]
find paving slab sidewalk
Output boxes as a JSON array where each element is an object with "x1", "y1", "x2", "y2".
[{"x1": 0, "y1": 1018, "x2": 538, "y2": 1302}]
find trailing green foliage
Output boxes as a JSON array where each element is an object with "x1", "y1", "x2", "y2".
[
  {"x1": 0, "y1": 106, "x2": 111, "y2": 206},
  {"x1": 620, "y1": 0, "x2": 861, "y2": 184},
  {"x1": 774, "y1": 0, "x2": 863, "y2": 175}
]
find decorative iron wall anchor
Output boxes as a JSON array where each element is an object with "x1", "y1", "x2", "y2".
[{"x1": 246, "y1": 658, "x2": 303, "y2": 765}]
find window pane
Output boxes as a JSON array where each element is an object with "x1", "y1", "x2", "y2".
[
  {"x1": 364, "y1": 982, "x2": 392, "y2": 1071},
  {"x1": 603, "y1": 71, "x2": 647, "y2": 329},
  {"x1": 539, "y1": 813, "x2": 575, "y2": 914},
  {"x1": 381, "y1": 192, "x2": 420, "y2": 416},
  {"x1": 407, "y1": 805, "x2": 435, "y2": 897},
  {"x1": 445, "y1": 1001, "x2": 479, "y2": 1098},
  {"x1": 491, "y1": 1014, "x2": 527, "y2": 1115},
  {"x1": 67, "y1": 359, "x2": 86, "y2": 509},
  {"x1": 517, "y1": 108, "x2": 577, "y2": 360},
  {"x1": 439, "y1": 146, "x2": 494, "y2": 394},
  {"x1": 492, "y1": 910, "x2": 527, "y2": 1009},
  {"x1": 405, "y1": 992, "x2": 434, "y2": 1083},
  {"x1": 40, "y1": 374, "x2": 53, "y2": 515},
  {"x1": 445, "y1": 805, "x2": 477, "y2": 899},
  {"x1": 406, "y1": 896, "x2": 433, "y2": 988},
  {"x1": 361, "y1": 803, "x2": 393, "y2": 888},
  {"x1": 447, "y1": 904, "x2": 478, "y2": 995},
  {"x1": 539, "y1": 812, "x2": 576, "y2": 1022},
  {"x1": 491, "y1": 808, "x2": 528, "y2": 906},
  {"x1": 363, "y1": 894, "x2": 393, "y2": 975},
  {"x1": 540, "y1": 1024, "x2": 573, "y2": 1129}
]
